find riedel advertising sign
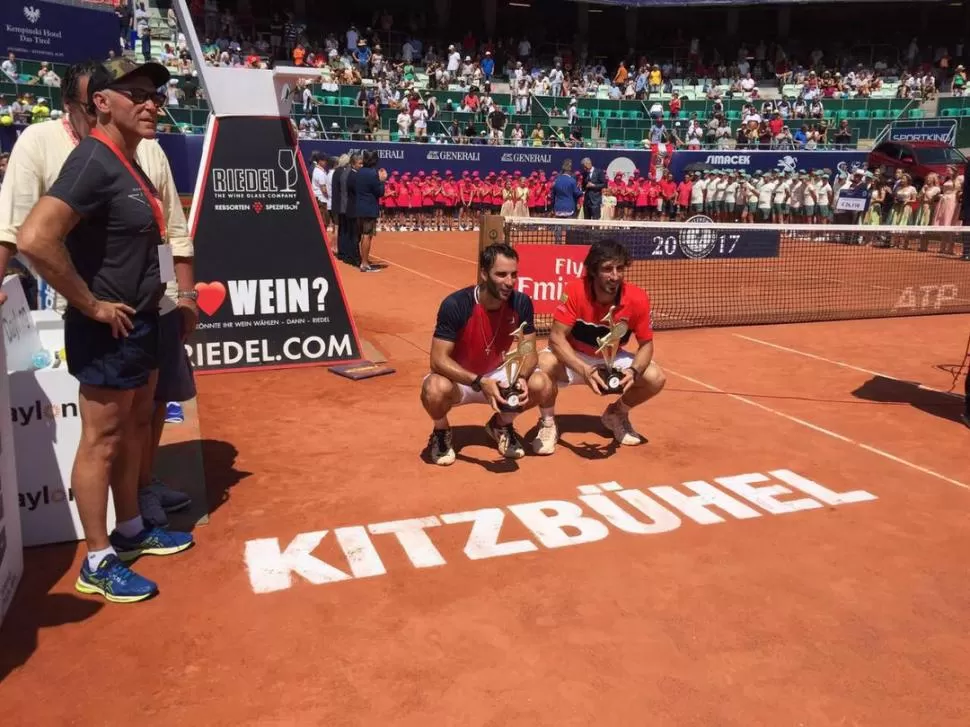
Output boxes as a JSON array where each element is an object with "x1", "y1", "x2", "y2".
[{"x1": 187, "y1": 116, "x2": 362, "y2": 373}]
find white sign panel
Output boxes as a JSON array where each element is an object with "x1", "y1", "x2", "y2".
[
  {"x1": 0, "y1": 327, "x2": 24, "y2": 627},
  {"x1": 2, "y1": 275, "x2": 43, "y2": 373},
  {"x1": 11, "y1": 367, "x2": 116, "y2": 547}
]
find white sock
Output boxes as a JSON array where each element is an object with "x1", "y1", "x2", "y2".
[
  {"x1": 616, "y1": 398, "x2": 631, "y2": 414},
  {"x1": 87, "y1": 546, "x2": 116, "y2": 570},
  {"x1": 540, "y1": 407, "x2": 556, "y2": 424},
  {"x1": 116, "y1": 515, "x2": 146, "y2": 538}
]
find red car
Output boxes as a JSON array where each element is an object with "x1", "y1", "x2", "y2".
[{"x1": 867, "y1": 141, "x2": 967, "y2": 183}]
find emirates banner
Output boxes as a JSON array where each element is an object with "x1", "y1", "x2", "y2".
[{"x1": 186, "y1": 117, "x2": 362, "y2": 373}]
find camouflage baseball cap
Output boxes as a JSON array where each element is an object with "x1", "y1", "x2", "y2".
[{"x1": 88, "y1": 58, "x2": 170, "y2": 99}]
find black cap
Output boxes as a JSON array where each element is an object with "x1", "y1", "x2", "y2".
[{"x1": 88, "y1": 58, "x2": 170, "y2": 99}]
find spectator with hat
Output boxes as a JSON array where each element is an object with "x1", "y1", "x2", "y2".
[{"x1": 15, "y1": 58, "x2": 195, "y2": 603}]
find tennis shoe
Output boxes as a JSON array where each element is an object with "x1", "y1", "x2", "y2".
[
  {"x1": 164, "y1": 402, "x2": 184, "y2": 423},
  {"x1": 75, "y1": 555, "x2": 158, "y2": 603},
  {"x1": 110, "y1": 526, "x2": 194, "y2": 563},
  {"x1": 601, "y1": 402, "x2": 646, "y2": 446},
  {"x1": 486, "y1": 414, "x2": 525, "y2": 459},
  {"x1": 146, "y1": 478, "x2": 192, "y2": 513},
  {"x1": 429, "y1": 428, "x2": 456, "y2": 466},
  {"x1": 138, "y1": 487, "x2": 169, "y2": 528},
  {"x1": 532, "y1": 418, "x2": 559, "y2": 455}
]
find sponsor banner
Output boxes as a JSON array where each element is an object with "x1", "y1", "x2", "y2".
[
  {"x1": 668, "y1": 149, "x2": 869, "y2": 183},
  {"x1": 153, "y1": 134, "x2": 654, "y2": 195},
  {"x1": 516, "y1": 244, "x2": 590, "y2": 315},
  {"x1": 8, "y1": 342, "x2": 111, "y2": 546},
  {"x1": 886, "y1": 126, "x2": 955, "y2": 144},
  {"x1": 565, "y1": 217, "x2": 781, "y2": 260},
  {"x1": 516, "y1": 218, "x2": 781, "y2": 313},
  {"x1": 1, "y1": 0, "x2": 118, "y2": 63},
  {"x1": 302, "y1": 139, "x2": 653, "y2": 180},
  {"x1": 186, "y1": 116, "x2": 363, "y2": 373},
  {"x1": 0, "y1": 316, "x2": 23, "y2": 626}
]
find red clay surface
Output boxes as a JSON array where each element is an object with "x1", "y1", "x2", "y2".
[{"x1": 2, "y1": 230, "x2": 970, "y2": 726}]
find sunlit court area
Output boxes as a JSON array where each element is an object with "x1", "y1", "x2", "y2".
[{"x1": 1, "y1": 0, "x2": 970, "y2": 725}]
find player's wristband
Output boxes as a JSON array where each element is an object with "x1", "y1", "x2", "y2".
[{"x1": 471, "y1": 375, "x2": 483, "y2": 392}]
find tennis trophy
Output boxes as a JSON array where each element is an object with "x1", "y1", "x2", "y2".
[
  {"x1": 499, "y1": 322, "x2": 535, "y2": 411},
  {"x1": 595, "y1": 306, "x2": 629, "y2": 395}
]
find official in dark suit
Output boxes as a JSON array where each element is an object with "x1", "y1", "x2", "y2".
[
  {"x1": 354, "y1": 150, "x2": 387, "y2": 272},
  {"x1": 581, "y1": 157, "x2": 606, "y2": 220},
  {"x1": 329, "y1": 155, "x2": 351, "y2": 264},
  {"x1": 340, "y1": 153, "x2": 363, "y2": 267}
]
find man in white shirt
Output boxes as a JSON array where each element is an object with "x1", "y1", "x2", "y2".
[
  {"x1": 310, "y1": 152, "x2": 333, "y2": 250},
  {"x1": 0, "y1": 60, "x2": 196, "y2": 528}
]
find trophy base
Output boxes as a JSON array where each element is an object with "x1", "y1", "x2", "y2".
[
  {"x1": 596, "y1": 366, "x2": 626, "y2": 395},
  {"x1": 499, "y1": 384, "x2": 525, "y2": 412}
]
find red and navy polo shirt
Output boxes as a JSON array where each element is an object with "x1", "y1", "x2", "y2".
[{"x1": 433, "y1": 286, "x2": 536, "y2": 376}]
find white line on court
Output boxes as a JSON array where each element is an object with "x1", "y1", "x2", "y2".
[
  {"x1": 393, "y1": 241, "x2": 477, "y2": 265},
  {"x1": 732, "y1": 333, "x2": 964, "y2": 398},
  {"x1": 371, "y1": 255, "x2": 459, "y2": 290},
  {"x1": 664, "y1": 365, "x2": 970, "y2": 492}
]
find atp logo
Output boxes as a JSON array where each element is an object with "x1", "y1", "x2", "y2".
[{"x1": 24, "y1": 5, "x2": 41, "y2": 23}]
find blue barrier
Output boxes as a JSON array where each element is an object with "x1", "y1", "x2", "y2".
[
  {"x1": 1, "y1": 0, "x2": 118, "y2": 64},
  {"x1": 301, "y1": 139, "x2": 654, "y2": 179},
  {"x1": 666, "y1": 149, "x2": 870, "y2": 182},
  {"x1": 7, "y1": 127, "x2": 875, "y2": 196},
  {"x1": 157, "y1": 134, "x2": 655, "y2": 195}
]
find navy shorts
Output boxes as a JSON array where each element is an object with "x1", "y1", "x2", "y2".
[
  {"x1": 155, "y1": 310, "x2": 197, "y2": 403},
  {"x1": 65, "y1": 310, "x2": 159, "y2": 390}
]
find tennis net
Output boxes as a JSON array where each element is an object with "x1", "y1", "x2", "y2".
[{"x1": 483, "y1": 215, "x2": 970, "y2": 333}]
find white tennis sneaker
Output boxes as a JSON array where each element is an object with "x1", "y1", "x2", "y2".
[
  {"x1": 485, "y1": 415, "x2": 526, "y2": 459},
  {"x1": 532, "y1": 418, "x2": 559, "y2": 455},
  {"x1": 429, "y1": 429, "x2": 456, "y2": 466},
  {"x1": 601, "y1": 402, "x2": 646, "y2": 446}
]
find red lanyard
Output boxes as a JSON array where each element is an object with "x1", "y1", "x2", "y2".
[{"x1": 88, "y1": 127, "x2": 167, "y2": 242}]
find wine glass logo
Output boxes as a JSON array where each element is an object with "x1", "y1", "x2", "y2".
[{"x1": 277, "y1": 149, "x2": 297, "y2": 192}]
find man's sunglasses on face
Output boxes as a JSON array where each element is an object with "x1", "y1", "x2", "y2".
[{"x1": 110, "y1": 86, "x2": 167, "y2": 107}]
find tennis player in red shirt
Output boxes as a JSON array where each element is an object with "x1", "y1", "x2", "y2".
[
  {"x1": 527, "y1": 239, "x2": 666, "y2": 455},
  {"x1": 422, "y1": 243, "x2": 538, "y2": 465}
]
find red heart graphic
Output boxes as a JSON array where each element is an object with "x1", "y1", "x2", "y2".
[{"x1": 195, "y1": 281, "x2": 227, "y2": 316}]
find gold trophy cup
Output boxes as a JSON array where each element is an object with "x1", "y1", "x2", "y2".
[
  {"x1": 595, "y1": 306, "x2": 629, "y2": 395},
  {"x1": 499, "y1": 322, "x2": 535, "y2": 411}
]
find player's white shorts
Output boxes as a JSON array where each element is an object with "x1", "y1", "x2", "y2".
[
  {"x1": 424, "y1": 367, "x2": 510, "y2": 407},
  {"x1": 541, "y1": 347, "x2": 636, "y2": 386}
]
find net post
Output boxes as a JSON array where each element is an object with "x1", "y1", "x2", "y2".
[{"x1": 479, "y1": 214, "x2": 507, "y2": 254}]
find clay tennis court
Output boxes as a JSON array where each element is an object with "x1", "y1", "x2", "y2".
[{"x1": 2, "y1": 229, "x2": 970, "y2": 726}]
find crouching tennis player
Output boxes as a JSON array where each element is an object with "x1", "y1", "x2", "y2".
[
  {"x1": 528, "y1": 239, "x2": 666, "y2": 454},
  {"x1": 422, "y1": 243, "x2": 537, "y2": 465}
]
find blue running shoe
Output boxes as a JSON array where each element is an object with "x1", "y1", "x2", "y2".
[
  {"x1": 110, "y1": 527, "x2": 195, "y2": 563},
  {"x1": 165, "y1": 402, "x2": 184, "y2": 424},
  {"x1": 75, "y1": 554, "x2": 158, "y2": 603}
]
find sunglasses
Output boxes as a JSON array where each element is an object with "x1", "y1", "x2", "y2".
[{"x1": 109, "y1": 87, "x2": 167, "y2": 107}]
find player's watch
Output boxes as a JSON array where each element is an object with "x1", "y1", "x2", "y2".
[
  {"x1": 470, "y1": 375, "x2": 483, "y2": 392},
  {"x1": 177, "y1": 290, "x2": 199, "y2": 301},
  {"x1": 629, "y1": 366, "x2": 643, "y2": 380}
]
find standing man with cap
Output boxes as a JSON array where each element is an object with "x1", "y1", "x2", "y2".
[
  {"x1": 16, "y1": 58, "x2": 194, "y2": 603},
  {"x1": 0, "y1": 59, "x2": 196, "y2": 530}
]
